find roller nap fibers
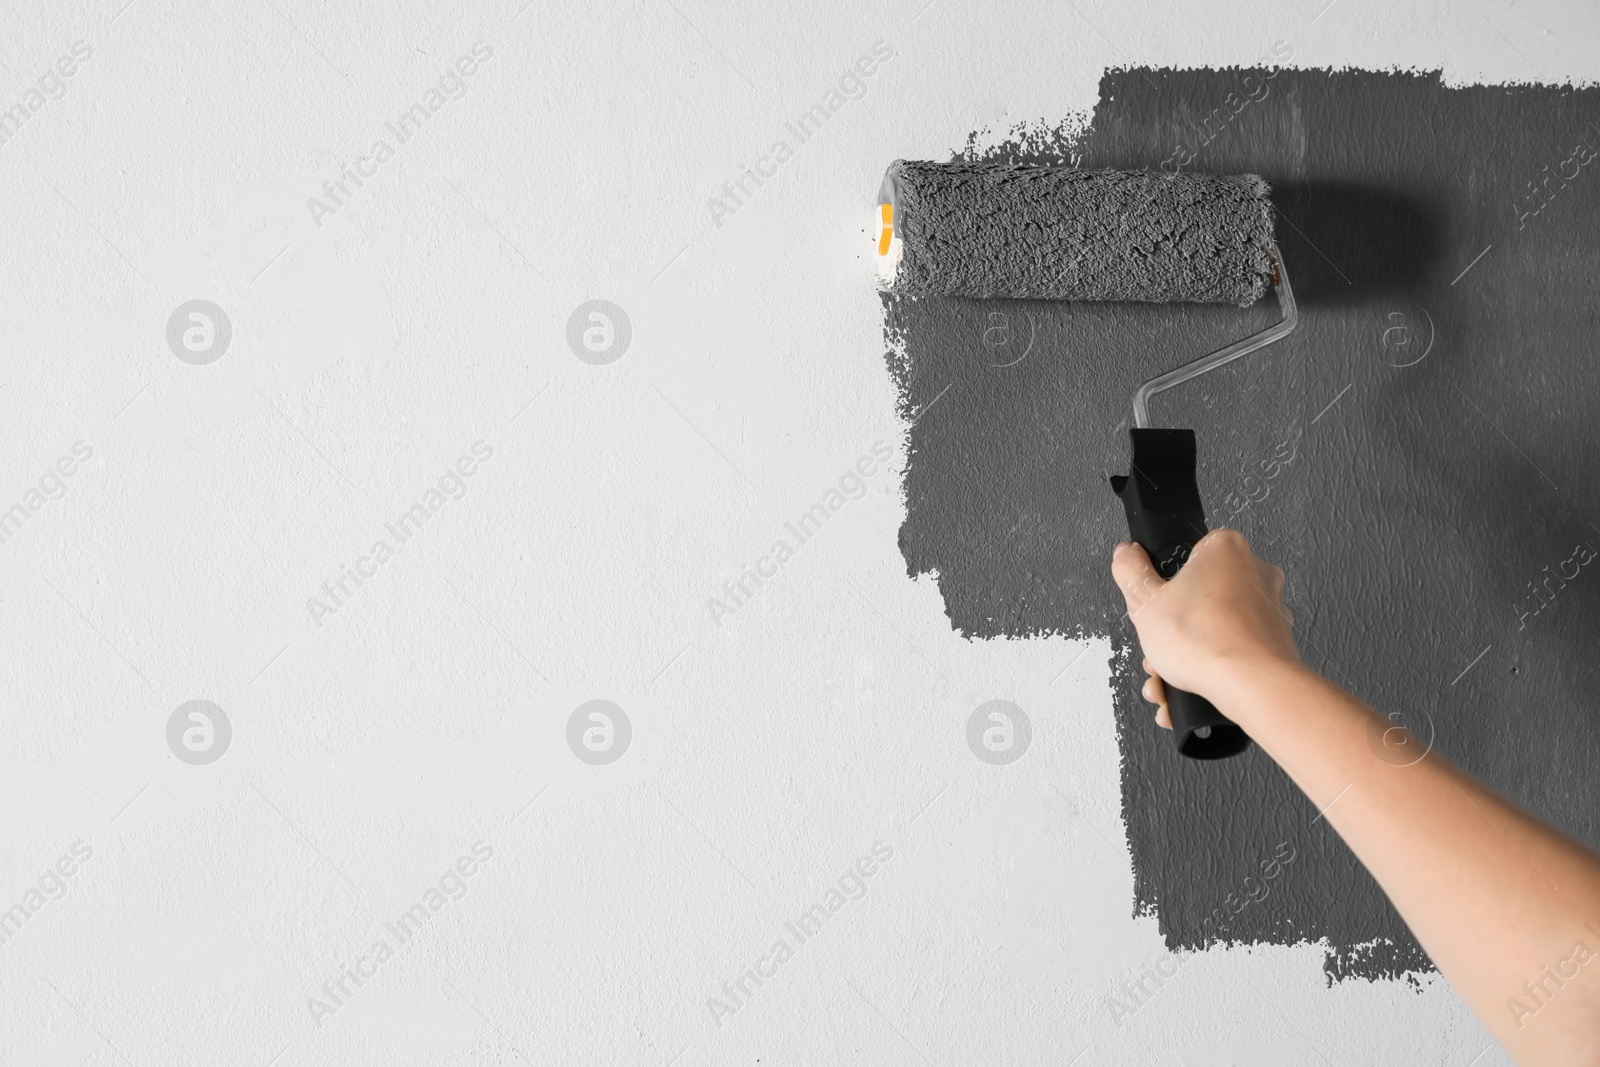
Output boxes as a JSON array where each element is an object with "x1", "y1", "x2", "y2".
[{"x1": 876, "y1": 160, "x2": 1276, "y2": 306}]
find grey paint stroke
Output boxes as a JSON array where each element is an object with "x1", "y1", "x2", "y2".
[{"x1": 883, "y1": 68, "x2": 1600, "y2": 982}]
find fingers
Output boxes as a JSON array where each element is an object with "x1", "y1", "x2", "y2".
[
  {"x1": 1119, "y1": 540, "x2": 1170, "y2": 731},
  {"x1": 1141, "y1": 672, "x2": 1170, "y2": 729},
  {"x1": 1112, "y1": 541, "x2": 1164, "y2": 614}
]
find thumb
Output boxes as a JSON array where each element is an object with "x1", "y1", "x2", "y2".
[{"x1": 1111, "y1": 540, "x2": 1164, "y2": 615}]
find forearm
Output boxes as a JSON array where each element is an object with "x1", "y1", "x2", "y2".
[{"x1": 1216, "y1": 659, "x2": 1600, "y2": 1064}]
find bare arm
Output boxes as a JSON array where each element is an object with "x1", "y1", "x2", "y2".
[{"x1": 1111, "y1": 531, "x2": 1600, "y2": 1066}]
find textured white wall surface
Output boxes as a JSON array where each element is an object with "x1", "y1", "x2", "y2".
[{"x1": 1, "y1": 0, "x2": 1594, "y2": 1063}]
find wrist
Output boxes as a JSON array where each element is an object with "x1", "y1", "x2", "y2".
[{"x1": 1204, "y1": 653, "x2": 1317, "y2": 729}]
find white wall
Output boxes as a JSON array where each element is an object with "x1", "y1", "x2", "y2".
[{"x1": 0, "y1": 0, "x2": 1591, "y2": 1062}]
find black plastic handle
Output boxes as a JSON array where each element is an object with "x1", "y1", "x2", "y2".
[{"x1": 1109, "y1": 428, "x2": 1252, "y2": 761}]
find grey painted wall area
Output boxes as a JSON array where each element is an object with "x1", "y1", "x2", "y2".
[{"x1": 883, "y1": 68, "x2": 1600, "y2": 982}]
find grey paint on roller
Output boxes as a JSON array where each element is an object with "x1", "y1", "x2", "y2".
[
  {"x1": 882, "y1": 68, "x2": 1600, "y2": 983},
  {"x1": 881, "y1": 161, "x2": 1275, "y2": 305}
]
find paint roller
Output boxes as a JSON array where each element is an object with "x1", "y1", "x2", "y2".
[{"x1": 875, "y1": 160, "x2": 1298, "y2": 760}]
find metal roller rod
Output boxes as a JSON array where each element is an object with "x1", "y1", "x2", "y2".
[{"x1": 1131, "y1": 241, "x2": 1298, "y2": 429}]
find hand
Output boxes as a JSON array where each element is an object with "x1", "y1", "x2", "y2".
[{"x1": 1110, "y1": 530, "x2": 1301, "y2": 727}]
